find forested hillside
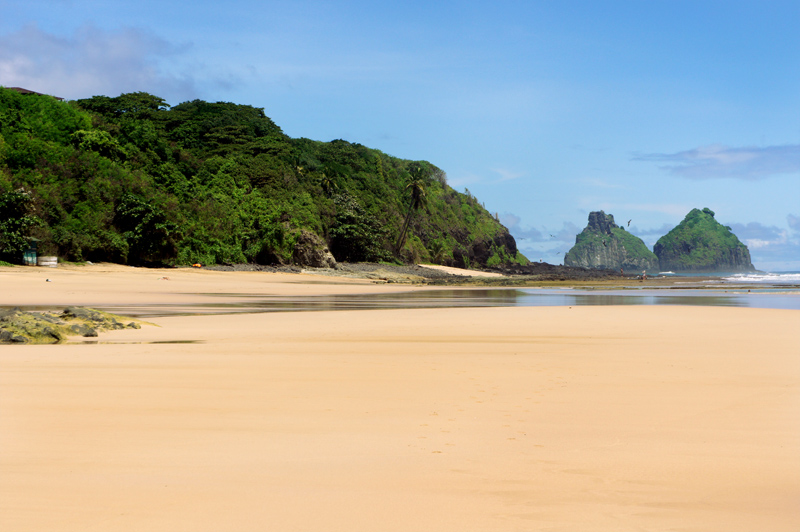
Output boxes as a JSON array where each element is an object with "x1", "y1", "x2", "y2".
[{"x1": 0, "y1": 88, "x2": 526, "y2": 268}]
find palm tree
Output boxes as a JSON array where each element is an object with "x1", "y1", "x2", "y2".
[
  {"x1": 319, "y1": 171, "x2": 338, "y2": 196},
  {"x1": 428, "y1": 238, "x2": 446, "y2": 263},
  {"x1": 395, "y1": 164, "x2": 427, "y2": 253}
]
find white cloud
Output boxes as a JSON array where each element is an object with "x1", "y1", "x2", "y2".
[
  {"x1": 728, "y1": 219, "x2": 800, "y2": 270},
  {"x1": 500, "y1": 211, "x2": 543, "y2": 241},
  {"x1": 447, "y1": 173, "x2": 483, "y2": 188},
  {"x1": 744, "y1": 239, "x2": 776, "y2": 250},
  {"x1": 633, "y1": 144, "x2": 800, "y2": 180},
  {"x1": 0, "y1": 23, "x2": 200, "y2": 101}
]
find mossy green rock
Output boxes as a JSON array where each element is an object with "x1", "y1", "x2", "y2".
[
  {"x1": 0, "y1": 307, "x2": 142, "y2": 344},
  {"x1": 654, "y1": 208, "x2": 754, "y2": 273},
  {"x1": 565, "y1": 211, "x2": 658, "y2": 272}
]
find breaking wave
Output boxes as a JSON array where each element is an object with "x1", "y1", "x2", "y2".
[{"x1": 723, "y1": 272, "x2": 800, "y2": 284}]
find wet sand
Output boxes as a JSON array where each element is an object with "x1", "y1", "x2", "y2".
[{"x1": 1, "y1": 264, "x2": 799, "y2": 531}]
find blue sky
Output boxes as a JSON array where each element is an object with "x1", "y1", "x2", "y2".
[{"x1": 2, "y1": 0, "x2": 799, "y2": 270}]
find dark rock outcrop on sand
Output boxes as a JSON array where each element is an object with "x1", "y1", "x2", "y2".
[
  {"x1": 0, "y1": 307, "x2": 141, "y2": 344},
  {"x1": 292, "y1": 229, "x2": 337, "y2": 268},
  {"x1": 452, "y1": 232, "x2": 519, "y2": 270},
  {"x1": 486, "y1": 260, "x2": 628, "y2": 281},
  {"x1": 654, "y1": 208, "x2": 755, "y2": 273},
  {"x1": 564, "y1": 211, "x2": 658, "y2": 272}
]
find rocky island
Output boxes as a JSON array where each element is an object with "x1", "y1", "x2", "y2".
[
  {"x1": 654, "y1": 208, "x2": 754, "y2": 273},
  {"x1": 564, "y1": 211, "x2": 658, "y2": 272}
]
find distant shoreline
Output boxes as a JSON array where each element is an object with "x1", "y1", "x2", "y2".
[{"x1": 3, "y1": 261, "x2": 797, "y2": 291}]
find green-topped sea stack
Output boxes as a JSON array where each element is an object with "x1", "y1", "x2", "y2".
[
  {"x1": 565, "y1": 211, "x2": 658, "y2": 272},
  {"x1": 654, "y1": 208, "x2": 754, "y2": 273}
]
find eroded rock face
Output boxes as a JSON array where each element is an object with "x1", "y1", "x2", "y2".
[
  {"x1": 451, "y1": 231, "x2": 520, "y2": 270},
  {"x1": 654, "y1": 208, "x2": 755, "y2": 272},
  {"x1": 292, "y1": 229, "x2": 336, "y2": 268},
  {"x1": 565, "y1": 211, "x2": 659, "y2": 272}
]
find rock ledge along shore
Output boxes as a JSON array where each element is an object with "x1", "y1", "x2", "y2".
[
  {"x1": 0, "y1": 307, "x2": 142, "y2": 344},
  {"x1": 204, "y1": 261, "x2": 625, "y2": 284}
]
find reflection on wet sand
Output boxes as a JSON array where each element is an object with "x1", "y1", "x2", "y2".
[{"x1": 83, "y1": 287, "x2": 800, "y2": 317}]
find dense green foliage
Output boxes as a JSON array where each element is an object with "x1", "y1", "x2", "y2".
[
  {"x1": 654, "y1": 208, "x2": 753, "y2": 272},
  {"x1": 0, "y1": 189, "x2": 40, "y2": 262},
  {"x1": 610, "y1": 227, "x2": 658, "y2": 263},
  {"x1": 0, "y1": 88, "x2": 525, "y2": 267},
  {"x1": 564, "y1": 211, "x2": 658, "y2": 271}
]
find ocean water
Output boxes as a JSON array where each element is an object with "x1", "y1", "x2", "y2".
[
  {"x1": 612, "y1": 270, "x2": 800, "y2": 310},
  {"x1": 658, "y1": 271, "x2": 800, "y2": 285},
  {"x1": 517, "y1": 288, "x2": 800, "y2": 310}
]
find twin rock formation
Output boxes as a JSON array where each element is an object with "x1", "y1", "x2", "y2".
[{"x1": 565, "y1": 208, "x2": 754, "y2": 273}]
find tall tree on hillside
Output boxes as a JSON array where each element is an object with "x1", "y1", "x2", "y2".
[
  {"x1": 395, "y1": 163, "x2": 428, "y2": 252},
  {"x1": 319, "y1": 171, "x2": 338, "y2": 197}
]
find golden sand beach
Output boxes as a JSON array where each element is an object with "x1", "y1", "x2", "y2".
[{"x1": 1, "y1": 264, "x2": 799, "y2": 531}]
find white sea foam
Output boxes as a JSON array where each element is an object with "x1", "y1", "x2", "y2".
[{"x1": 723, "y1": 272, "x2": 800, "y2": 284}]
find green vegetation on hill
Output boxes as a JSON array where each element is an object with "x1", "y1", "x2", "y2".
[
  {"x1": 564, "y1": 211, "x2": 658, "y2": 271},
  {"x1": 0, "y1": 88, "x2": 526, "y2": 268},
  {"x1": 610, "y1": 227, "x2": 658, "y2": 262},
  {"x1": 654, "y1": 208, "x2": 754, "y2": 272}
]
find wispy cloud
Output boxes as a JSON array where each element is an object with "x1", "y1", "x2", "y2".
[
  {"x1": 633, "y1": 223, "x2": 675, "y2": 237},
  {"x1": 447, "y1": 172, "x2": 483, "y2": 189},
  {"x1": 633, "y1": 144, "x2": 800, "y2": 180},
  {"x1": 490, "y1": 168, "x2": 525, "y2": 182},
  {"x1": 0, "y1": 23, "x2": 200, "y2": 101},
  {"x1": 448, "y1": 168, "x2": 525, "y2": 188},
  {"x1": 788, "y1": 213, "x2": 800, "y2": 232}
]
